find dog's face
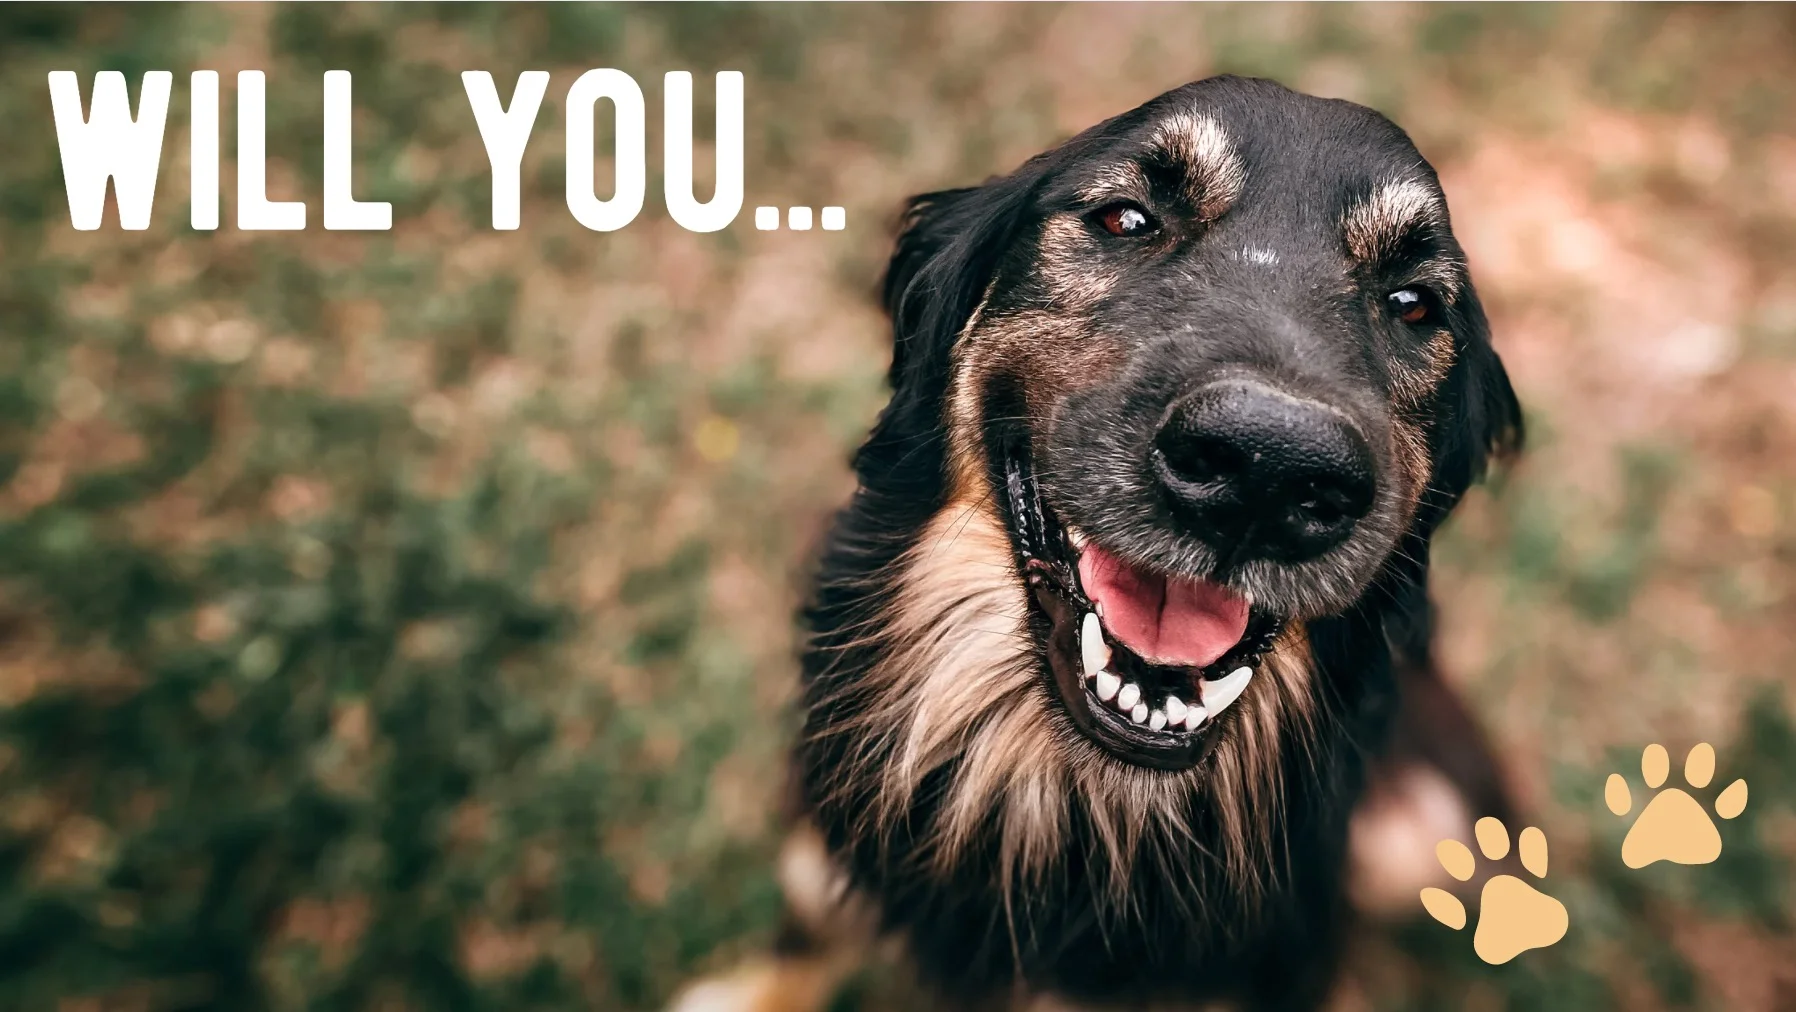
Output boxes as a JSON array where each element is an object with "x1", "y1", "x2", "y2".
[
  {"x1": 804, "y1": 78, "x2": 1518, "y2": 912},
  {"x1": 876, "y1": 77, "x2": 1518, "y2": 772}
]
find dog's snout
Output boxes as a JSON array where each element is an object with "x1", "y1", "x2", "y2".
[{"x1": 1152, "y1": 380, "x2": 1376, "y2": 564}]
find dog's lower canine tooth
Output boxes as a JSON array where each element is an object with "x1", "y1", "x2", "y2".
[
  {"x1": 1130, "y1": 702, "x2": 1149, "y2": 724},
  {"x1": 1148, "y1": 709, "x2": 1166, "y2": 731},
  {"x1": 1164, "y1": 696, "x2": 1188, "y2": 725},
  {"x1": 1080, "y1": 612, "x2": 1110, "y2": 677},
  {"x1": 1094, "y1": 670, "x2": 1121, "y2": 702},
  {"x1": 1201, "y1": 666, "x2": 1254, "y2": 716},
  {"x1": 1117, "y1": 683, "x2": 1141, "y2": 711}
]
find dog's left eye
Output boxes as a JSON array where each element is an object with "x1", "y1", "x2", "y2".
[
  {"x1": 1387, "y1": 289, "x2": 1433, "y2": 325},
  {"x1": 1095, "y1": 202, "x2": 1158, "y2": 237}
]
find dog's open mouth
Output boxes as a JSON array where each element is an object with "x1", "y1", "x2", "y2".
[{"x1": 1005, "y1": 457, "x2": 1284, "y2": 771}]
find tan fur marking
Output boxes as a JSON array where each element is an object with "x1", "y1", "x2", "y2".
[
  {"x1": 1206, "y1": 624, "x2": 1318, "y2": 888},
  {"x1": 869, "y1": 502, "x2": 1036, "y2": 835},
  {"x1": 942, "y1": 303, "x2": 1124, "y2": 504},
  {"x1": 942, "y1": 291, "x2": 997, "y2": 502},
  {"x1": 1388, "y1": 327, "x2": 1457, "y2": 408},
  {"x1": 1149, "y1": 111, "x2": 1246, "y2": 220},
  {"x1": 1388, "y1": 414, "x2": 1435, "y2": 535},
  {"x1": 1037, "y1": 214, "x2": 1122, "y2": 309},
  {"x1": 1342, "y1": 178, "x2": 1444, "y2": 264}
]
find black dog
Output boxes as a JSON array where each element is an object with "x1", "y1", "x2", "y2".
[{"x1": 677, "y1": 74, "x2": 1522, "y2": 1012}]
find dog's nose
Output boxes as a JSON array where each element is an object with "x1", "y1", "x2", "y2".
[{"x1": 1152, "y1": 380, "x2": 1376, "y2": 563}]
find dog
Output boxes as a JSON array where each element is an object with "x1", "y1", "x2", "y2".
[{"x1": 672, "y1": 74, "x2": 1522, "y2": 1012}]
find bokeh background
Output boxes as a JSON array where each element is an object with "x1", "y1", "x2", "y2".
[{"x1": 3, "y1": 3, "x2": 1795, "y2": 1010}]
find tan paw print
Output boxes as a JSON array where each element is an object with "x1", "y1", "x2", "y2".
[
  {"x1": 1605, "y1": 742, "x2": 1749, "y2": 869},
  {"x1": 1420, "y1": 817, "x2": 1569, "y2": 965}
]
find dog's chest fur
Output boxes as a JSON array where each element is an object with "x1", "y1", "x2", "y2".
[{"x1": 794, "y1": 510, "x2": 1400, "y2": 1009}]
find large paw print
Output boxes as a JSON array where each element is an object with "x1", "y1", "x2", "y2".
[
  {"x1": 1420, "y1": 816, "x2": 1569, "y2": 965},
  {"x1": 1605, "y1": 742, "x2": 1748, "y2": 869}
]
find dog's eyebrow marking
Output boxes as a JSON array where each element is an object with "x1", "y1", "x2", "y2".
[
  {"x1": 1147, "y1": 111, "x2": 1245, "y2": 220},
  {"x1": 1341, "y1": 178, "x2": 1445, "y2": 263}
]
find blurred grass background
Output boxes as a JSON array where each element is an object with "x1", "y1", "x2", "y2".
[{"x1": 1, "y1": 3, "x2": 1794, "y2": 1010}]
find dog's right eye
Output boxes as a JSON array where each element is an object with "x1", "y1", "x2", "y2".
[{"x1": 1095, "y1": 202, "x2": 1158, "y2": 237}]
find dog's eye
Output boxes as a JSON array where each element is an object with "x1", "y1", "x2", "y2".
[
  {"x1": 1387, "y1": 289, "x2": 1433, "y2": 325},
  {"x1": 1095, "y1": 202, "x2": 1157, "y2": 237}
]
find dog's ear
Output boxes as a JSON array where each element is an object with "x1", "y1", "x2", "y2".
[
  {"x1": 874, "y1": 174, "x2": 1040, "y2": 440},
  {"x1": 1414, "y1": 282, "x2": 1523, "y2": 538}
]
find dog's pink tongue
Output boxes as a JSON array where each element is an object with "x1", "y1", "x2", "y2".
[{"x1": 1077, "y1": 545, "x2": 1249, "y2": 668}]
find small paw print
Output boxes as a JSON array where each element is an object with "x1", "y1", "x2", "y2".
[
  {"x1": 1605, "y1": 742, "x2": 1748, "y2": 869},
  {"x1": 1420, "y1": 816, "x2": 1569, "y2": 965}
]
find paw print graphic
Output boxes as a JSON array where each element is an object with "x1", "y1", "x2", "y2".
[
  {"x1": 1420, "y1": 817, "x2": 1569, "y2": 965},
  {"x1": 1605, "y1": 743, "x2": 1749, "y2": 869}
]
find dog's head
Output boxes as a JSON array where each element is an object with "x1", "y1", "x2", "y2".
[{"x1": 805, "y1": 76, "x2": 1518, "y2": 909}]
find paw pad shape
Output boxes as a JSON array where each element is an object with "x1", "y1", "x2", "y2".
[
  {"x1": 1420, "y1": 816, "x2": 1569, "y2": 965},
  {"x1": 1605, "y1": 742, "x2": 1748, "y2": 869}
]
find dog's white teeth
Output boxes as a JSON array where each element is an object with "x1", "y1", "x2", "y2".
[
  {"x1": 1183, "y1": 704, "x2": 1208, "y2": 731},
  {"x1": 1094, "y1": 670, "x2": 1121, "y2": 702},
  {"x1": 1201, "y1": 666, "x2": 1254, "y2": 717},
  {"x1": 1116, "y1": 682, "x2": 1141, "y2": 711},
  {"x1": 1080, "y1": 612, "x2": 1110, "y2": 677},
  {"x1": 1164, "y1": 695, "x2": 1187, "y2": 725},
  {"x1": 1148, "y1": 709, "x2": 1167, "y2": 731},
  {"x1": 1130, "y1": 702, "x2": 1149, "y2": 724}
]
